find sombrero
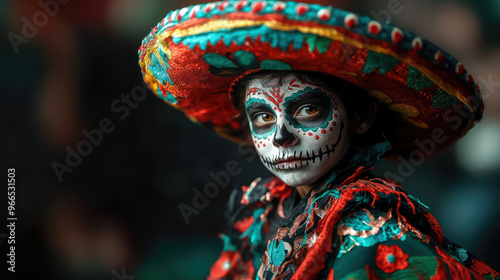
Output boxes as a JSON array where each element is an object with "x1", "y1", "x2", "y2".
[{"x1": 138, "y1": 0, "x2": 483, "y2": 157}]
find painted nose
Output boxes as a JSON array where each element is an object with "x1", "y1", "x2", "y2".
[{"x1": 273, "y1": 125, "x2": 298, "y2": 148}]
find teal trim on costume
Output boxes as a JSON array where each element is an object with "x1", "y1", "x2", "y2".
[
  {"x1": 283, "y1": 87, "x2": 333, "y2": 132},
  {"x1": 363, "y1": 50, "x2": 400, "y2": 75},
  {"x1": 342, "y1": 210, "x2": 375, "y2": 231},
  {"x1": 337, "y1": 209, "x2": 406, "y2": 258},
  {"x1": 239, "y1": 204, "x2": 276, "y2": 272},
  {"x1": 407, "y1": 195, "x2": 430, "y2": 210},
  {"x1": 241, "y1": 207, "x2": 267, "y2": 246},
  {"x1": 456, "y1": 248, "x2": 469, "y2": 262},
  {"x1": 268, "y1": 239, "x2": 286, "y2": 266},
  {"x1": 220, "y1": 234, "x2": 238, "y2": 252},
  {"x1": 246, "y1": 98, "x2": 277, "y2": 139},
  {"x1": 148, "y1": 50, "x2": 173, "y2": 85}
]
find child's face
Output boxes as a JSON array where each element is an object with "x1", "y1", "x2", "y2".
[{"x1": 244, "y1": 73, "x2": 352, "y2": 187}]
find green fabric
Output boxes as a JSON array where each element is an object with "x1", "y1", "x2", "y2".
[
  {"x1": 260, "y1": 60, "x2": 292, "y2": 70},
  {"x1": 363, "y1": 51, "x2": 400, "y2": 75},
  {"x1": 335, "y1": 235, "x2": 440, "y2": 280},
  {"x1": 305, "y1": 34, "x2": 332, "y2": 54},
  {"x1": 338, "y1": 256, "x2": 439, "y2": 280},
  {"x1": 407, "y1": 65, "x2": 435, "y2": 92},
  {"x1": 233, "y1": 50, "x2": 259, "y2": 68},
  {"x1": 202, "y1": 53, "x2": 238, "y2": 68},
  {"x1": 432, "y1": 89, "x2": 460, "y2": 108}
]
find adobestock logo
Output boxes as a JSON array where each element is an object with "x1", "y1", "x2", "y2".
[
  {"x1": 178, "y1": 144, "x2": 258, "y2": 225},
  {"x1": 384, "y1": 73, "x2": 500, "y2": 182},
  {"x1": 51, "y1": 85, "x2": 149, "y2": 182}
]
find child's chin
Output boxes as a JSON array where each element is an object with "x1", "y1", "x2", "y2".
[{"x1": 274, "y1": 171, "x2": 322, "y2": 188}]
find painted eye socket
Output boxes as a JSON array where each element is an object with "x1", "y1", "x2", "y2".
[
  {"x1": 295, "y1": 105, "x2": 320, "y2": 119},
  {"x1": 253, "y1": 113, "x2": 276, "y2": 127}
]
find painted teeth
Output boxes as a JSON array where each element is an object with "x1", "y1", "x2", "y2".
[
  {"x1": 260, "y1": 143, "x2": 336, "y2": 171},
  {"x1": 260, "y1": 121, "x2": 344, "y2": 171}
]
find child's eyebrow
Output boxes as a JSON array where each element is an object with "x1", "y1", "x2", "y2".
[
  {"x1": 286, "y1": 90, "x2": 329, "y2": 108},
  {"x1": 246, "y1": 101, "x2": 274, "y2": 114}
]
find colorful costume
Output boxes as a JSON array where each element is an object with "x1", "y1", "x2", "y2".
[
  {"x1": 138, "y1": 1, "x2": 497, "y2": 279},
  {"x1": 207, "y1": 149, "x2": 498, "y2": 279}
]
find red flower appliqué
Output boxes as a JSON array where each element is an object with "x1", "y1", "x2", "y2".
[{"x1": 375, "y1": 244, "x2": 409, "y2": 273}]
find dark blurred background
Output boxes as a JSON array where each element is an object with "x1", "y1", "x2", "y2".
[{"x1": 1, "y1": 0, "x2": 499, "y2": 279}]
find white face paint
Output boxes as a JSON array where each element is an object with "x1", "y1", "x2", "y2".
[{"x1": 244, "y1": 73, "x2": 352, "y2": 187}]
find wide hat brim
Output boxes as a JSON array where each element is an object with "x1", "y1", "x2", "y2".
[{"x1": 138, "y1": 0, "x2": 483, "y2": 157}]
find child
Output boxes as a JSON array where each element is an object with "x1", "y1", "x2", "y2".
[{"x1": 138, "y1": 1, "x2": 497, "y2": 279}]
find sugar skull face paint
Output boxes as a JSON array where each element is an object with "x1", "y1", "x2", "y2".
[{"x1": 244, "y1": 73, "x2": 352, "y2": 187}]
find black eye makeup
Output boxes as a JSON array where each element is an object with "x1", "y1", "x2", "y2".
[
  {"x1": 246, "y1": 99, "x2": 277, "y2": 136},
  {"x1": 284, "y1": 89, "x2": 333, "y2": 129}
]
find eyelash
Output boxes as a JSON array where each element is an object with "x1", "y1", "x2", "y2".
[
  {"x1": 249, "y1": 102, "x2": 322, "y2": 128},
  {"x1": 252, "y1": 113, "x2": 276, "y2": 126},
  {"x1": 294, "y1": 105, "x2": 320, "y2": 118}
]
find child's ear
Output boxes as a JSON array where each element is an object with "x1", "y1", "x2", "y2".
[{"x1": 353, "y1": 99, "x2": 378, "y2": 135}]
